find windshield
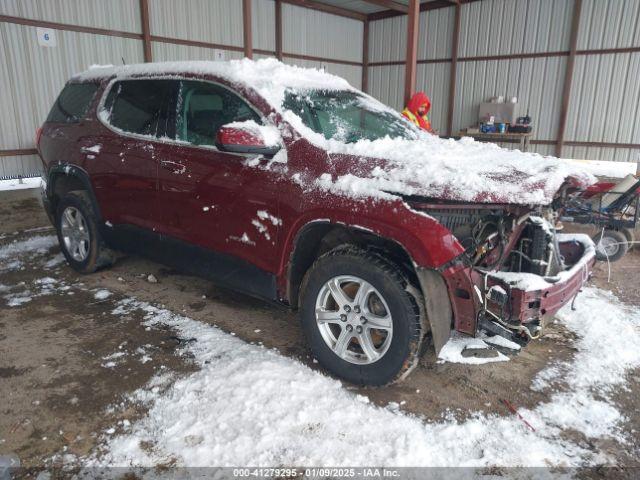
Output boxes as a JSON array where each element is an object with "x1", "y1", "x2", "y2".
[{"x1": 283, "y1": 90, "x2": 417, "y2": 143}]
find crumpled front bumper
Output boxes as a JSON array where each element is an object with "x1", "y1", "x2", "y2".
[
  {"x1": 422, "y1": 233, "x2": 597, "y2": 353},
  {"x1": 485, "y1": 233, "x2": 596, "y2": 324}
]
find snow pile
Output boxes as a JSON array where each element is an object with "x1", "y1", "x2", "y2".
[
  {"x1": 89, "y1": 286, "x2": 639, "y2": 468},
  {"x1": 94, "y1": 289, "x2": 112, "y2": 300},
  {"x1": 560, "y1": 158, "x2": 638, "y2": 179},
  {"x1": 0, "y1": 235, "x2": 57, "y2": 271},
  {"x1": 530, "y1": 288, "x2": 640, "y2": 440},
  {"x1": 308, "y1": 133, "x2": 595, "y2": 205},
  {"x1": 0, "y1": 178, "x2": 42, "y2": 191},
  {"x1": 437, "y1": 332, "x2": 509, "y2": 365}
]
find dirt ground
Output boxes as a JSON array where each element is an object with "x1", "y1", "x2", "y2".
[{"x1": 1, "y1": 188, "x2": 639, "y2": 471}]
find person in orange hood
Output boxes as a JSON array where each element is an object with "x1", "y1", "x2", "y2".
[{"x1": 402, "y1": 92, "x2": 433, "y2": 133}]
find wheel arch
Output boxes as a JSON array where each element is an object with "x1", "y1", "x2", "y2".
[
  {"x1": 47, "y1": 165, "x2": 102, "y2": 222},
  {"x1": 286, "y1": 221, "x2": 420, "y2": 309}
]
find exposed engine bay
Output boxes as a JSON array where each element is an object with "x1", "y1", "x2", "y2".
[
  {"x1": 426, "y1": 206, "x2": 565, "y2": 276},
  {"x1": 408, "y1": 195, "x2": 594, "y2": 348}
]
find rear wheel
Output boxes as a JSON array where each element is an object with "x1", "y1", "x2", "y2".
[
  {"x1": 593, "y1": 229, "x2": 629, "y2": 262},
  {"x1": 300, "y1": 246, "x2": 424, "y2": 386},
  {"x1": 55, "y1": 191, "x2": 114, "y2": 273}
]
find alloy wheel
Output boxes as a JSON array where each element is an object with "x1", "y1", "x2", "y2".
[
  {"x1": 315, "y1": 275, "x2": 393, "y2": 365},
  {"x1": 60, "y1": 206, "x2": 90, "y2": 262}
]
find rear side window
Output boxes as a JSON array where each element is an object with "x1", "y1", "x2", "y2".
[
  {"x1": 102, "y1": 80, "x2": 175, "y2": 137},
  {"x1": 47, "y1": 83, "x2": 98, "y2": 123}
]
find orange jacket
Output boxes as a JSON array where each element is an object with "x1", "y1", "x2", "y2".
[{"x1": 402, "y1": 92, "x2": 432, "y2": 132}]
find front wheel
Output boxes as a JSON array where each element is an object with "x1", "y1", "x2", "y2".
[{"x1": 300, "y1": 246, "x2": 424, "y2": 386}]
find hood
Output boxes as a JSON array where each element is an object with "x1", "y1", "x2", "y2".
[
  {"x1": 319, "y1": 135, "x2": 596, "y2": 205},
  {"x1": 406, "y1": 92, "x2": 431, "y2": 115}
]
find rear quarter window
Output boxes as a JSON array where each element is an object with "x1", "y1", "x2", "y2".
[{"x1": 47, "y1": 83, "x2": 99, "y2": 123}]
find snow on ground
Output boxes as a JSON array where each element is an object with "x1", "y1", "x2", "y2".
[
  {"x1": 88, "y1": 287, "x2": 640, "y2": 468},
  {"x1": 0, "y1": 177, "x2": 42, "y2": 191},
  {"x1": 437, "y1": 331, "x2": 510, "y2": 365},
  {"x1": 0, "y1": 235, "x2": 57, "y2": 271},
  {"x1": 2, "y1": 234, "x2": 639, "y2": 468}
]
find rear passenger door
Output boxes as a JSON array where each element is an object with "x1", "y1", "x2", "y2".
[{"x1": 93, "y1": 79, "x2": 176, "y2": 231}]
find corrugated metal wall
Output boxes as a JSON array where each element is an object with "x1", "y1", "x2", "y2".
[
  {"x1": 253, "y1": 0, "x2": 276, "y2": 52},
  {"x1": 282, "y1": 3, "x2": 363, "y2": 64},
  {"x1": 458, "y1": 0, "x2": 573, "y2": 57},
  {"x1": 367, "y1": 0, "x2": 640, "y2": 162},
  {"x1": 0, "y1": 0, "x2": 141, "y2": 33},
  {"x1": 563, "y1": 0, "x2": 640, "y2": 161},
  {"x1": 149, "y1": 0, "x2": 243, "y2": 47}
]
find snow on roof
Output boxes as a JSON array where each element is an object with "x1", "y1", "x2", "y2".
[{"x1": 73, "y1": 58, "x2": 353, "y2": 111}]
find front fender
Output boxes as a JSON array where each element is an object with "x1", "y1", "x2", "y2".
[{"x1": 281, "y1": 195, "x2": 465, "y2": 272}]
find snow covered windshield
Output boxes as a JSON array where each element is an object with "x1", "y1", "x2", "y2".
[{"x1": 283, "y1": 90, "x2": 416, "y2": 143}]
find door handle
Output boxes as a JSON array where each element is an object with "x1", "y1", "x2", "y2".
[{"x1": 160, "y1": 160, "x2": 186, "y2": 174}]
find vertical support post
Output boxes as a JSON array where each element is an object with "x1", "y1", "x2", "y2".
[
  {"x1": 275, "y1": 0, "x2": 283, "y2": 60},
  {"x1": 243, "y1": 0, "x2": 253, "y2": 59},
  {"x1": 556, "y1": 0, "x2": 583, "y2": 157},
  {"x1": 446, "y1": 1, "x2": 461, "y2": 136},
  {"x1": 140, "y1": 0, "x2": 152, "y2": 62},
  {"x1": 403, "y1": 0, "x2": 420, "y2": 106},
  {"x1": 362, "y1": 19, "x2": 369, "y2": 93}
]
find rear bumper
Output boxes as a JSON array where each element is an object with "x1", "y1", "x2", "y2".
[{"x1": 485, "y1": 233, "x2": 596, "y2": 325}]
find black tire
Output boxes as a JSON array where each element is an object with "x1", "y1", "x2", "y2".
[
  {"x1": 300, "y1": 245, "x2": 424, "y2": 386},
  {"x1": 620, "y1": 228, "x2": 635, "y2": 250},
  {"x1": 593, "y1": 229, "x2": 629, "y2": 262},
  {"x1": 55, "y1": 190, "x2": 114, "y2": 273}
]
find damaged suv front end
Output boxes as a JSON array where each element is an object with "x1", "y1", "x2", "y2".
[{"x1": 407, "y1": 197, "x2": 596, "y2": 353}]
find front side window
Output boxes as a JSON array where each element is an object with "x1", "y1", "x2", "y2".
[
  {"x1": 176, "y1": 80, "x2": 261, "y2": 147},
  {"x1": 47, "y1": 82, "x2": 98, "y2": 123},
  {"x1": 283, "y1": 90, "x2": 417, "y2": 143},
  {"x1": 103, "y1": 80, "x2": 174, "y2": 137}
]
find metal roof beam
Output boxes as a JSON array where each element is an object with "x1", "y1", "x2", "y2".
[
  {"x1": 361, "y1": 1, "x2": 408, "y2": 13},
  {"x1": 281, "y1": 0, "x2": 366, "y2": 21}
]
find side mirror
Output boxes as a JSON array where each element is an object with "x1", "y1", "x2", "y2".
[{"x1": 215, "y1": 124, "x2": 281, "y2": 157}]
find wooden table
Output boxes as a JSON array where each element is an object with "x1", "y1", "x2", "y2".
[{"x1": 458, "y1": 131, "x2": 533, "y2": 152}]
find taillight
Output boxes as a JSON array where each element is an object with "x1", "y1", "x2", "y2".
[{"x1": 35, "y1": 127, "x2": 43, "y2": 147}]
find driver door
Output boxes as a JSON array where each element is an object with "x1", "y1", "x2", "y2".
[{"x1": 157, "y1": 80, "x2": 283, "y2": 276}]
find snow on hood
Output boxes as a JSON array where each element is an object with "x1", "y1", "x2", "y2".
[
  {"x1": 75, "y1": 58, "x2": 596, "y2": 205},
  {"x1": 314, "y1": 134, "x2": 597, "y2": 205},
  {"x1": 284, "y1": 105, "x2": 597, "y2": 205}
]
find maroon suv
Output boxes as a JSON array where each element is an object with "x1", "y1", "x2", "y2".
[{"x1": 37, "y1": 59, "x2": 596, "y2": 385}]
